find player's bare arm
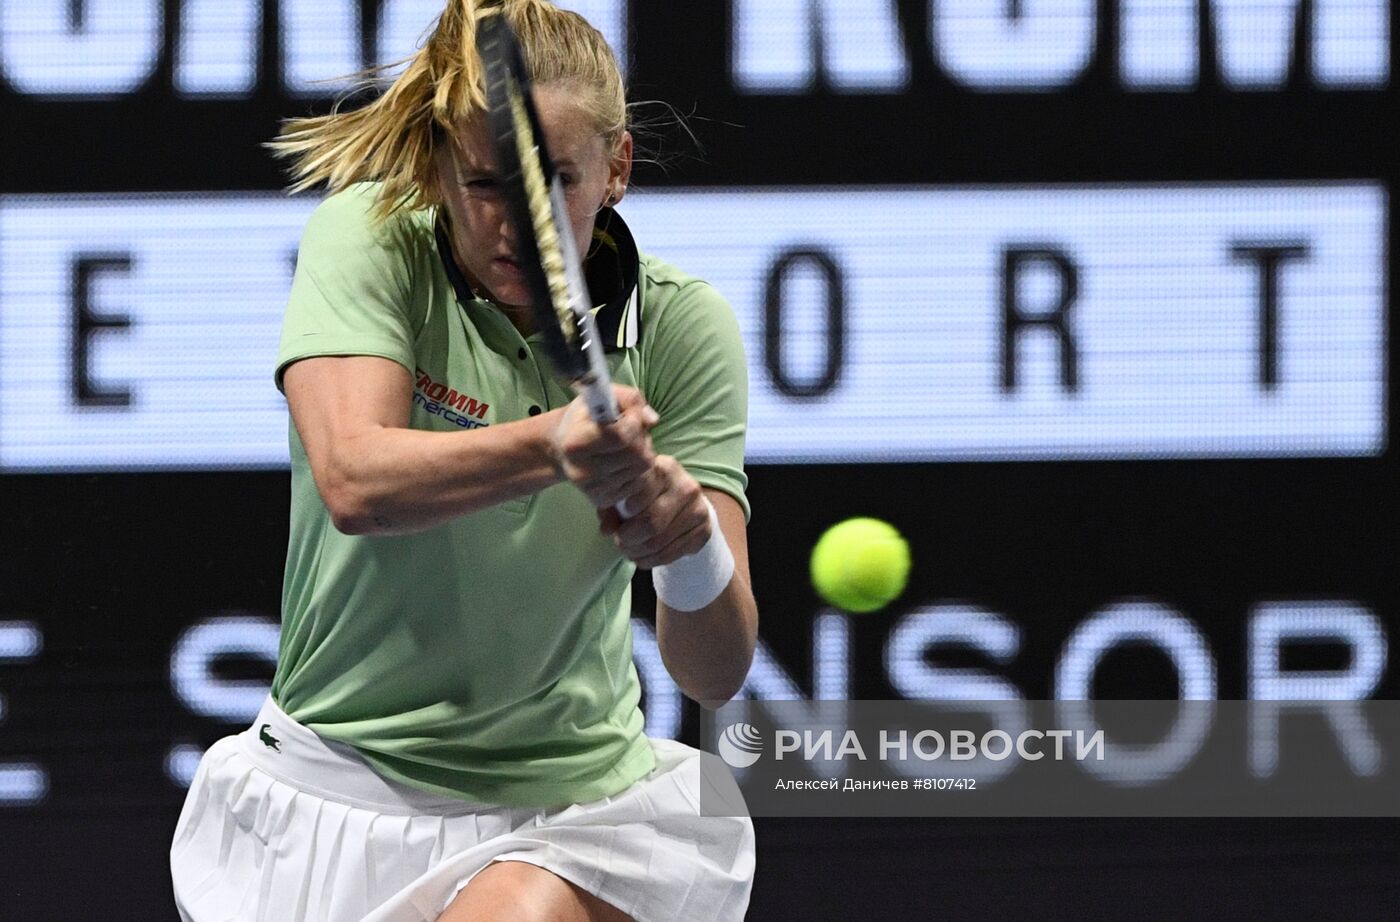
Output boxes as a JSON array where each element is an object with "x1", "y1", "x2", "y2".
[
  {"x1": 650, "y1": 490, "x2": 757, "y2": 708},
  {"x1": 556, "y1": 394, "x2": 757, "y2": 706},
  {"x1": 594, "y1": 468, "x2": 756, "y2": 707},
  {"x1": 285, "y1": 354, "x2": 566, "y2": 535}
]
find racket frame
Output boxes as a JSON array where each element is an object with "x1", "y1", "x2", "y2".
[{"x1": 477, "y1": 16, "x2": 620, "y2": 425}]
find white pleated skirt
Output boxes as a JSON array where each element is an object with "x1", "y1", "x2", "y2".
[{"x1": 170, "y1": 698, "x2": 754, "y2": 922}]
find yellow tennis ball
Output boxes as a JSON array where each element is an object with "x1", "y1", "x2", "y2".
[{"x1": 809, "y1": 518, "x2": 910, "y2": 613}]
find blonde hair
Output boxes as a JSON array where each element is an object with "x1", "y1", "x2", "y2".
[{"x1": 267, "y1": 0, "x2": 627, "y2": 221}]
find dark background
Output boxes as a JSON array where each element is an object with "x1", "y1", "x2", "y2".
[{"x1": 3, "y1": 1, "x2": 1398, "y2": 918}]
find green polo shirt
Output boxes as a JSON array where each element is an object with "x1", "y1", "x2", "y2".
[{"x1": 270, "y1": 183, "x2": 748, "y2": 807}]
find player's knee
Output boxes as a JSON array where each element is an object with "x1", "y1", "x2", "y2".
[
  {"x1": 479, "y1": 862, "x2": 563, "y2": 919},
  {"x1": 442, "y1": 860, "x2": 632, "y2": 922}
]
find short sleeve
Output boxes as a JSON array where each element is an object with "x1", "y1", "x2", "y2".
[
  {"x1": 640, "y1": 276, "x2": 750, "y2": 520},
  {"x1": 275, "y1": 186, "x2": 419, "y2": 392}
]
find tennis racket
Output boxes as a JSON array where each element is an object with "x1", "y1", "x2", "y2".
[{"x1": 476, "y1": 15, "x2": 619, "y2": 426}]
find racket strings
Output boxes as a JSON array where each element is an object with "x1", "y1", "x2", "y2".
[{"x1": 506, "y1": 80, "x2": 581, "y2": 346}]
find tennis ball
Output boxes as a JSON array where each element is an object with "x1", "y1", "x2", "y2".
[{"x1": 809, "y1": 518, "x2": 910, "y2": 613}]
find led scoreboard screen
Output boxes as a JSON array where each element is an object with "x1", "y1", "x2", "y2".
[
  {"x1": 0, "y1": 1, "x2": 1392, "y2": 468},
  {"x1": 0, "y1": 1, "x2": 1396, "y2": 915}
]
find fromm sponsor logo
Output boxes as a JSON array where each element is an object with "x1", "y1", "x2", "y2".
[{"x1": 415, "y1": 368, "x2": 490, "y2": 430}]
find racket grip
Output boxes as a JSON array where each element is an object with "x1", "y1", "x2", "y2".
[
  {"x1": 580, "y1": 376, "x2": 620, "y2": 426},
  {"x1": 575, "y1": 377, "x2": 629, "y2": 517}
]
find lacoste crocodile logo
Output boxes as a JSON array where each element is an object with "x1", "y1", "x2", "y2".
[{"x1": 259, "y1": 724, "x2": 281, "y2": 753}]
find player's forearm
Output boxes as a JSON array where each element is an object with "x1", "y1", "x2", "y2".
[
  {"x1": 318, "y1": 412, "x2": 563, "y2": 535},
  {"x1": 657, "y1": 576, "x2": 758, "y2": 709}
]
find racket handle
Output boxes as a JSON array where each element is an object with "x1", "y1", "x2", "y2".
[
  {"x1": 579, "y1": 375, "x2": 620, "y2": 426},
  {"x1": 575, "y1": 376, "x2": 630, "y2": 517}
]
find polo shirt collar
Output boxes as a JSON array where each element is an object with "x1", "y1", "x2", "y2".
[{"x1": 435, "y1": 207, "x2": 642, "y2": 352}]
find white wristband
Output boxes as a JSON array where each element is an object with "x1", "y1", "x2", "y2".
[{"x1": 652, "y1": 498, "x2": 735, "y2": 612}]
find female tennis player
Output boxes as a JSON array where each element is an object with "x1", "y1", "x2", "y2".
[{"x1": 169, "y1": 1, "x2": 757, "y2": 919}]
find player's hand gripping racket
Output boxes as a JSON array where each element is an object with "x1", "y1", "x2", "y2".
[
  {"x1": 476, "y1": 15, "x2": 620, "y2": 427},
  {"x1": 476, "y1": 19, "x2": 732, "y2": 602}
]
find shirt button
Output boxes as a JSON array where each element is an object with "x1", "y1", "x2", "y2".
[
  {"x1": 528, "y1": 405, "x2": 542, "y2": 416},
  {"x1": 517, "y1": 347, "x2": 528, "y2": 360}
]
